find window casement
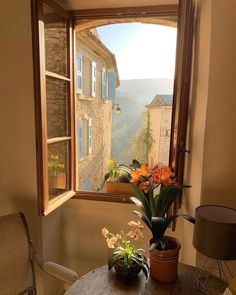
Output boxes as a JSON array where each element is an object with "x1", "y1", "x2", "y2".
[
  {"x1": 91, "y1": 61, "x2": 96, "y2": 97},
  {"x1": 32, "y1": 0, "x2": 194, "y2": 215},
  {"x1": 76, "y1": 52, "x2": 82, "y2": 93},
  {"x1": 101, "y1": 67, "x2": 107, "y2": 99}
]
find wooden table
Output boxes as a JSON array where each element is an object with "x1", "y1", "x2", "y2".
[{"x1": 65, "y1": 263, "x2": 227, "y2": 295}]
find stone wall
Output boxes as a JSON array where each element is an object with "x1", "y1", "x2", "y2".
[
  {"x1": 75, "y1": 38, "x2": 112, "y2": 192},
  {"x1": 148, "y1": 106, "x2": 172, "y2": 166}
]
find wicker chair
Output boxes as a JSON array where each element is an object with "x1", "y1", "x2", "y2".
[{"x1": 0, "y1": 212, "x2": 78, "y2": 295}]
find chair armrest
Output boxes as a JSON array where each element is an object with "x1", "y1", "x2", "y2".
[
  {"x1": 30, "y1": 245, "x2": 78, "y2": 285},
  {"x1": 42, "y1": 262, "x2": 79, "y2": 285}
]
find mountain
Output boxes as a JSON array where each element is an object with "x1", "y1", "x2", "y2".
[
  {"x1": 117, "y1": 78, "x2": 174, "y2": 103},
  {"x1": 111, "y1": 78, "x2": 174, "y2": 164}
]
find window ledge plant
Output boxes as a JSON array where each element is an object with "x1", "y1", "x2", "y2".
[
  {"x1": 120, "y1": 159, "x2": 196, "y2": 283},
  {"x1": 102, "y1": 220, "x2": 149, "y2": 280}
]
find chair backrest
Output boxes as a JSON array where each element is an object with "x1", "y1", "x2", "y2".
[{"x1": 0, "y1": 212, "x2": 36, "y2": 295}]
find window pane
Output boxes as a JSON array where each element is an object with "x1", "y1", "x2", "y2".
[
  {"x1": 75, "y1": 25, "x2": 176, "y2": 193},
  {"x1": 43, "y1": 3, "x2": 68, "y2": 77},
  {"x1": 48, "y1": 141, "x2": 70, "y2": 199},
  {"x1": 46, "y1": 77, "x2": 69, "y2": 138}
]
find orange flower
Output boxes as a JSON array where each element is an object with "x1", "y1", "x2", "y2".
[
  {"x1": 128, "y1": 228, "x2": 144, "y2": 241},
  {"x1": 139, "y1": 182, "x2": 150, "y2": 193},
  {"x1": 160, "y1": 166, "x2": 175, "y2": 185},
  {"x1": 137, "y1": 164, "x2": 149, "y2": 177},
  {"x1": 130, "y1": 169, "x2": 141, "y2": 183}
]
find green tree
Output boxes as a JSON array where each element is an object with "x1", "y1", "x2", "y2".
[{"x1": 129, "y1": 111, "x2": 155, "y2": 163}]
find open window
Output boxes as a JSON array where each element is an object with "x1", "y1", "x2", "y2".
[{"x1": 32, "y1": 0, "x2": 194, "y2": 215}]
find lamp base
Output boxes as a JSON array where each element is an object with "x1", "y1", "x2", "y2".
[{"x1": 194, "y1": 258, "x2": 230, "y2": 294}]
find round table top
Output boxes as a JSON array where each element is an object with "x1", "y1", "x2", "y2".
[{"x1": 65, "y1": 263, "x2": 227, "y2": 295}]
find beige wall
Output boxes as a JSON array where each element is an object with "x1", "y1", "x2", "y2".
[
  {"x1": 63, "y1": 0, "x2": 236, "y2": 277},
  {"x1": 0, "y1": 1, "x2": 65, "y2": 294}
]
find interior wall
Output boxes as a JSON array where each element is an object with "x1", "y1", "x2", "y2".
[
  {"x1": 200, "y1": 0, "x2": 236, "y2": 274},
  {"x1": 0, "y1": 1, "x2": 64, "y2": 294}
]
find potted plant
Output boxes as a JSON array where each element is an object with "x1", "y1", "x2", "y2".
[
  {"x1": 127, "y1": 160, "x2": 195, "y2": 283},
  {"x1": 101, "y1": 220, "x2": 149, "y2": 281},
  {"x1": 103, "y1": 160, "x2": 134, "y2": 194},
  {"x1": 48, "y1": 153, "x2": 66, "y2": 189}
]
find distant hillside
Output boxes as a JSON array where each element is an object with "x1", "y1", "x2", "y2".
[
  {"x1": 111, "y1": 78, "x2": 174, "y2": 164},
  {"x1": 117, "y1": 78, "x2": 174, "y2": 103}
]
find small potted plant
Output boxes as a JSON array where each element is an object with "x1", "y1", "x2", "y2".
[
  {"x1": 127, "y1": 160, "x2": 195, "y2": 283},
  {"x1": 48, "y1": 153, "x2": 66, "y2": 189},
  {"x1": 101, "y1": 220, "x2": 149, "y2": 280},
  {"x1": 103, "y1": 160, "x2": 134, "y2": 194}
]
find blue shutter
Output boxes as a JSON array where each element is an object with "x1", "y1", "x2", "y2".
[
  {"x1": 78, "y1": 119, "x2": 83, "y2": 158},
  {"x1": 108, "y1": 72, "x2": 116, "y2": 100},
  {"x1": 101, "y1": 68, "x2": 106, "y2": 99},
  {"x1": 84, "y1": 177, "x2": 91, "y2": 191},
  {"x1": 76, "y1": 53, "x2": 82, "y2": 71},
  {"x1": 88, "y1": 118, "x2": 92, "y2": 153}
]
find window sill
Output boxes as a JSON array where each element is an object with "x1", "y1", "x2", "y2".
[
  {"x1": 73, "y1": 191, "x2": 133, "y2": 204},
  {"x1": 44, "y1": 190, "x2": 76, "y2": 216}
]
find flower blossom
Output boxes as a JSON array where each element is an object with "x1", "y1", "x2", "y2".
[
  {"x1": 130, "y1": 170, "x2": 141, "y2": 183},
  {"x1": 106, "y1": 236, "x2": 118, "y2": 248},
  {"x1": 101, "y1": 227, "x2": 109, "y2": 238},
  {"x1": 137, "y1": 164, "x2": 149, "y2": 177},
  {"x1": 128, "y1": 220, "x2": 144, "y2": 229},
  {"x1": 139, "y1": 182, "x2": 150, "y2": 193}
]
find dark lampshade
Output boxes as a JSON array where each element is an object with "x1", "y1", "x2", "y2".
[{"x1": 193, "y1": 205, "x2": 236, "y2": 260}]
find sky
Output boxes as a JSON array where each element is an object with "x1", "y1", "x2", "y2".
[{"x1": 97, "y1": 23, "x2": 177, "y2": 80}]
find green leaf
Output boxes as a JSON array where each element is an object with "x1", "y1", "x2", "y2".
[
  {"x1": 151, "y1": 217, "x2": 167, "y2": 241},
  {"x1": 165, "y1": 213, "x2": 196, "y2": 229},
  {"x1": 131, "y1": 185, "x2": 152, "y2": 222},
  {"x1": 159, "y1": 185, "x2": 185, "y2": 216},
  {"x1": 108, "y1": 253, "x2": 124, "y2": 270},
  {"x1": 133, "y1": 211, "x2": 152, "y2": 231},
  {"x1": 131, "y1": 256, "x2": 149, "y2": 279}
]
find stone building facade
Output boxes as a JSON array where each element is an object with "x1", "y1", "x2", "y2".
[
  {"x1": 146, "y1": 95, "x2": 172, "y2": 167},
  {"x1": 75, "y1": 30, "x2": 119, "y2": 192}
]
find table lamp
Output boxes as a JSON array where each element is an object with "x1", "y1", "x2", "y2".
[{"x1": 193, "y1": 205, "x2": 236, "y2": 289}]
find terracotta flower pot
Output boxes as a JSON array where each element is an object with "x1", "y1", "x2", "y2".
[
  {"x1": 49, "y1": 173, "x2": 66, "y2": 189},
  {"x1": 105, "y1": 181, "x2": 134, "y2": 194},
  {"x1": 114, "y1": 261, "x2": 141, "y2": 280},
  {"x1": 149, "y1": 236, "x2": 181, "y2": 283}
]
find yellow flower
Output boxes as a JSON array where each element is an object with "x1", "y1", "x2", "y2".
[{"x1": 101, "y1": 227, "x2": 109, "y2": 237}]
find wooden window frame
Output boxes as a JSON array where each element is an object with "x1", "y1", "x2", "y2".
[
  {"x1": 31, "y1": 0, "x2": 75, "y2": 215},
  {"x1": 31, "y1": 0, "x2": 194, "y2": 214}
]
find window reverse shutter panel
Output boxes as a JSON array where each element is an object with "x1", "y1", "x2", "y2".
[
  {"x1": 108, "y1": 72, "x2": 116, "y2": 100},
  {"x1": 78, "y1": 119, "x2": 83, "y2": 158},
  {"x1": 88, "y1": 118, "x2": 92, "y2": 153}
]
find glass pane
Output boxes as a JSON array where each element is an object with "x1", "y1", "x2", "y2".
[
  {"x1": 46, "y1": 77, "x2": 68, "y2": 138},
  {"x1": 48, "y1": 141, "x2": 70, "y2": 199},
  {"x1": 43, "y1": 3, "x2": 68, "y2": 77},
  {"x1": 75, "y1": 24, "x2": 176, "y2": 193}
]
